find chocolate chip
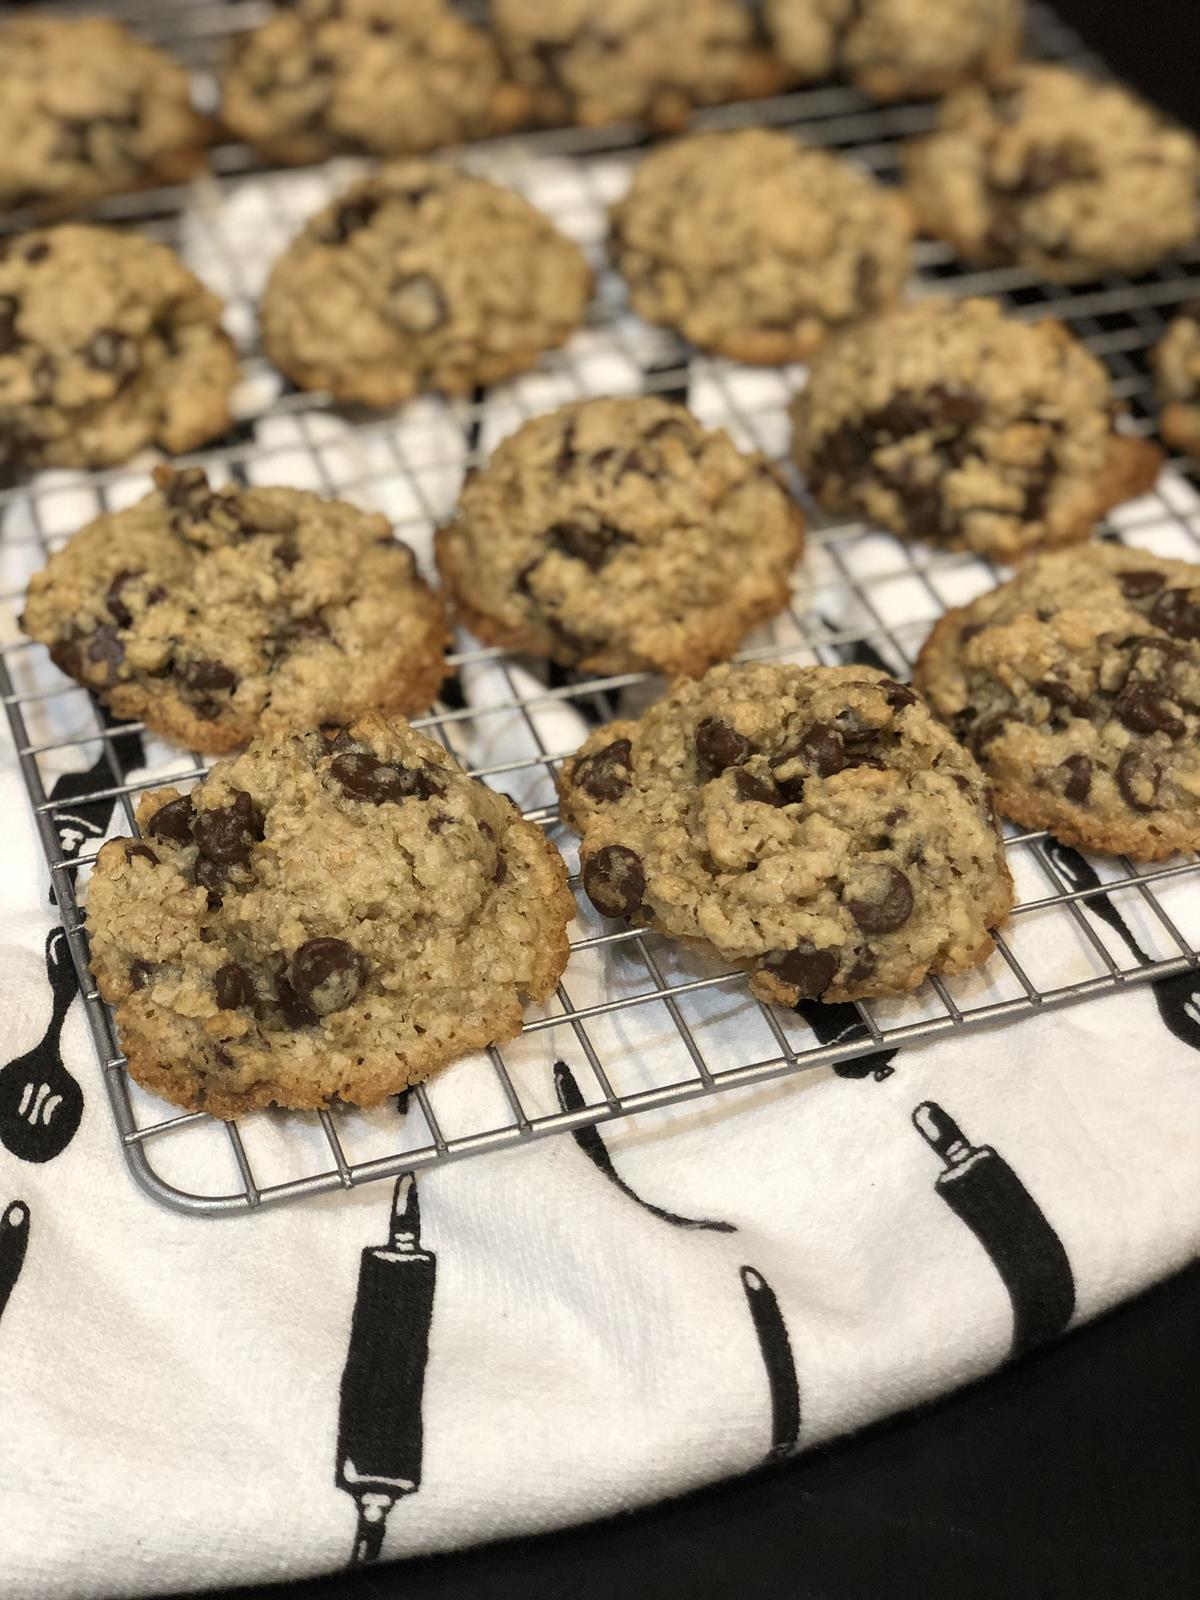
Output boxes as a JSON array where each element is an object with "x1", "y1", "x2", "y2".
[
  {"x1": 267, "y1": 616, "x2": 329, "y2": 656},
  {"x1": 1040, "y1": 677, "x2": 1088, "y2": 717},
  {"x1": 796, "y1": 722, "x2": 845, "y2": 778},
  {"x1": 193, "y1": 856, "x2": 225, "y2": 909},
  {"x1": 275, "y1": 976, "x2": 318, "y2": 1029},
  {"x1": 969, "y1": 710, "x2": 1014, "y2": 759},
  {"x1": 331, "y1": 752, "x2": 443, "y2": 803},
  {"x1": 761, "y1": 946, "x2": 837, "y2": 999},
  {"x1": 547, "y1": 520, "x2": 624, "y2": 571},
  {"x1": 644, "y1": 417, "x2": 695, "y2": 448},
  {"x1": 1149, "y1": 586, "x2": 1200, "y2": 642},
  {"x1": 178, "y1": 658, "x2": 238, "y2": 694},
  {"x1": 324, "y1": 194, "x2": 380, "y2": 243},
  {"x1": 124, "y1": 843, "x2": 158, "y2": 867},
  {"x1": 847, "y1": 866, "x2": 914, "y2": 934},
  {"x1": 582, "y1": 844, "x2": 645, "y2": 919},
  {"x1": 290, "y1": 937, "x2": 362, "y2": 1015},
  {"x1": 320, "y1": 725, "x2": 356, "y2": 754},
  {"x1": 86, "y1": 625, "x2": 125, "y2": 682},
  {"x1": 129, "y1": 959, "x2": 155, "y2": 991},
  {"x1": 105, "y1": 570, "x2": 142, "y2": 629},
  {"x1": 813, "y1": 424, "x2": 868, "y2": 481},
  {"x1": 85, "y1": 327, "x2": 137, "y2": 375},
  {"x1": 1118, "y1": 569, "x2": 1167, "y2": 602},
  {"x1": 389, "y1": 273, "x2": 448, "y2": 334},
  {"x1": 148, "y1": 795, "x2": 195, "y2": 843},
  {"x1": 194, "y1": 790, "x2": 263, "y2": 866},
  {"x1": 574, "y1": 738, "x2": 633, "y2": 802},
  {"x1": 1022, "y1": 464, "x2": 1054, "y2": 522},
  {"x1": 1114, "y1": 684, "x2": 1184, "y2": 737},
  {"x1": 984, "y1": 209, "x2": 1024, "y2": 261},
  {"x1": 1116, "y1": 749, "x2": 1161, "y2": 812},
  {"x1": 24, "y1": 241, "x2": 50, "y2": 264},
  {"x1": 1009, "y1": 139, "x2": 1095, "y2": 195},
  {"x1": 881, "y1": 678, "x2": 917, "y2": 710},
  {"x1": 493, "y1": 855, "x2": 508, "y2": 885},
  {"x1": 927, "y1": 385, "x2": 985, "y2": 428},
  {"x1": 214, "y1": 963, "x2": 256, "y2": 1011},
  {"x1": 1059, "y1": 752, "x2": 1092, "y2": 803},
  {"x1": 695, "y1": 717, "x2": 751, "y2": 777},
  {"x1": 734, "y1": 770, "x2": 783, "y2": 806},
  {"x1": 0, "y1": 296, "x2": 18, "y2": 355}
]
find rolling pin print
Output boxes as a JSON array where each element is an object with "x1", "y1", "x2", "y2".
[
  {"x1": 913, "y1": 1101, "x2": 1075, "y2": 1356},
  {"x1": 0, "y1": 927, "x2": 84, "y2": 1164},
  {"x1": 0, "y1": 1202, "x2": 30, "y2": 1330},
  {"x1": 336, "y1": 1172, "x2": 437, "y2": 1566}
]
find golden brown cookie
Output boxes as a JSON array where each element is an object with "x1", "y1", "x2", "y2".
[{"x1": 1153, "y1": 304, "x2": 1200, "y2": 457}]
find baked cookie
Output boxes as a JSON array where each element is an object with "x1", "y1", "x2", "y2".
[
  {"x1": 791, "y1": 297, "x2": 1162, "y2": 562},
  {"x1": 904, "y1": 65, "x2": 1200, "y2": 282},
  {"x1": 435, "y1": 398, "x2": 805, "y2": 676},
  {"x1": 222, "y1": 0, "x2": 526, "y2": 166},
  {"x1": 914, "y1": 546, "x2": 1200, "y2": 860},
  {"x1": 86, "y1": 714, "x2": 574, "y2": 1116},
  {"x1": 765, "y1": 0, "x2": 1022, "y2": 101},
  {"x1": 0, "y1": 15, "x2": 208, "y2": 218},
  {"x1": 1152, "y1": 304, "x2": 1200, "y2": 457},
  {"x1": 261, "y1": 161, "x2": 592, "y2": 407},
  {"x1": 0, "y1": 225, "x2": 238, "y2": 484},
  {"x1": 609, "y1": 130, "x2": 913, "y2": 364},
  {"x1": 558, "y1": 663, "x2": 1012, "y2": 1006},
  {"x1": 22, "y1": 468, "x2": 447, "y2": 755},
  {"x1": 488, "y1": 0, "x2": 780, "y2": 131}
]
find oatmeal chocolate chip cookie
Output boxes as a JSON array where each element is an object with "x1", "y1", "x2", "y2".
[
  {"x1": 261, "y1": 161, "x2": 593, "y2": 407},
  {"x1": 435, "y1": 398, "x2": 805, "y2": 677},
  {"x1": 86, "y1": 714, "x2": 574, "y2": 1116},
  {"x1": 0, "y1": 225, "x2": 238, "y2": 484},
  {"x1": 609, "y1": 129, "x2": 913, "y2": 364},
  {"x1": 914, "y1": 546, "x2": 1200, "y2": 861},
  {"x1": 489, "y1": 0, "x2": 781, "y2": 131},
  {"x1": 558, "y1": 663, "x2": 1012, "y2": 1006},
  {"x1": 765, "y1": 0, "x2": 1022, "y2": 101},
  {"x1": 791, "y1": 297, "x2": 1162, "y2": 562},
  {"x1": 21, "y1": 468, "x2": 447, "y2": 755},
  {"x1": 0, "y1": 16, "x2": 209, "y2": 218},
  {"x1": 222, "y1": 0, "x2": 526, "y2": 167},
  {"x1": 1153, "y1": 304, "x2": 1200, "y2": 457},
  {"x1": 904, "y1": 65, "x2": 1200, "y2": 282}
]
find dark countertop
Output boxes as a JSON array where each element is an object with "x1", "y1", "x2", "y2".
[{"x1": 197, "y1": 3, "x2": 1200, "y2": 1597}]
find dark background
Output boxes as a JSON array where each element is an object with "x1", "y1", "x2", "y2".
[{"x1": 193, "y1": 4, "x2": 1200, "y2": 1598}]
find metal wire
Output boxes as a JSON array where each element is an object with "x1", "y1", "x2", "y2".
[{"x1": 1, "y1": 2, "x2": 1198, "y2": 1215}]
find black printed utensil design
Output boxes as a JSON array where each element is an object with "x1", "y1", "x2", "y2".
[
  {"x1": 914, "y1": 1102, "x2": 1075, "y2": 1356},
  {"x1": 739, "y1": 1265, "x2": 801, "y2": 1461},
  {"x1": 554, "y1": 1061, "x2": 735, "y2": 1231},
  {"x1": 793, "y1": 999, "x2": 898, "y2": 1082},
  {"x1": 0, "y1": 928, "x2": 84, "y2": 1164},
  {"x1": 0, "y1": 1201, "x2": 30, "y2": 1329},
  {"x1": 1043, "y1": 839, "x2": 1200, "y2": 1055},
  {"x1": 45, "y1": 708, "x2": 144, "y2": 905},
  {"x1": 337, "y1": 1173, "x2": 437, "y2": 1566}
]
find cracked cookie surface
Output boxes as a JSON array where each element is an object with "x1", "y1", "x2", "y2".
[
  {"x1": 489, "y1": 0, "x2": 779, "y2": 131},
  {"x1": 261, "y1": 161, "x2": 593, "y2": 406},
  {"x1": 609, "y1": 129, "x2": 913, "y2": 364},
  {"x1": 436, "y1": 397, "x2": 805, "y2": 676},
  {"x1": 86, "y1": 714, "x2": 574, "y2": 1116},
  {"x1": 222, "y1": 0, "x2": 524, "y2": 166},
  {"x1": 1153, "y1": 304, "x2": 1200, "y2": 458},
  {"x1": 765, "y1": 0, "x2": 1022, "y2": 101},
  {"x1": 22, "y1": 469, "x2": 447, "y2": 754},
  {"x1": 914, "y1": 545, "x2": 1200, "y2": 860},
  {"x1": 0, "y1": 15, "x2": 208, "y2": 218},
  {"x1": 904, "y1": 65, "x2": 1200, "y2": 281},
  {"x1": 558, "y1": 663, "x2": 1012, "y2": 1005},
  {"x1": 0, "y1": 225, "x2": 238, "y2": 482},
  {"x1": 791, "y1": 297, "x2": 1161, "y2": 562}
]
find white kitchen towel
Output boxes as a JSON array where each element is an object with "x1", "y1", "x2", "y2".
[{"x1": 2, "y1": 134, "x2": 1200, "y2": 1600}]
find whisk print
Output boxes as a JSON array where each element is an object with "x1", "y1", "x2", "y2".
[
  {"x1": 739, "y1": 1265, "x2": 801, "y2": 1461},
  {"x1": 0, "y1": 928, "x2": 84, "y2": 1165}
]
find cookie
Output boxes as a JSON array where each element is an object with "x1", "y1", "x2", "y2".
[
  {"x1": 1152, "y1": 304, "x2": 1200, "y2": 457},
  {"x1": 609, "y1": 129, "x2": 913, "y2": 364},
  {"x1": 765, "y1": 0, "x2": 1022, "y2": 101},
  {"x1": 222, "y1": 0, "x2": 526, "y2": 166},
  {"x1": 435, "y1": 397, "x2": 805, "y2": 676},
  {"x1": 558, "y1": 663, "x2": 1012, "y2": 1006},
  {"x1": 904, "y1": 65, "x2": 1200, "y2": 281},
  {"x1": 21, "y1": 468, "x2": 448, "y2": 755},
  {"x1": 791, "y1": 297, "x2": 1162, "y2": 562},
  {"x1": 261, "y1": 161, "x2": 593, "y2": 407},
  {"x1": 914, "y1": 545, "x2": 1200, "y2": 861},
  {"x1": 86, "y1": 714, "x2": 574, "y2": 1116},
  {"x1": 0, "y1": 225, "x2": 238, "y2": 483},
  {"x1": 0, "y1": 15, "x2": 209, "y2": 218},
  {"x1": 488, "y1": 0, "x2": 781, "y2": 131}
]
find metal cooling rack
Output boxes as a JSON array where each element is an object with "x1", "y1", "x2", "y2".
[{"x1": 2, "y1": 1, "x2": 1199, "y2": 1216}]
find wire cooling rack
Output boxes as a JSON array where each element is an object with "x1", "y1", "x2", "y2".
[{"x1": 1, "y1": 1, "x2": 1199, "y2": 1215}]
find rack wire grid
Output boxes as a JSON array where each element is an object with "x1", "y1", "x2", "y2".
[{"x1": 2, "y1": 0, "x2": 1199, "y2": 1217}]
